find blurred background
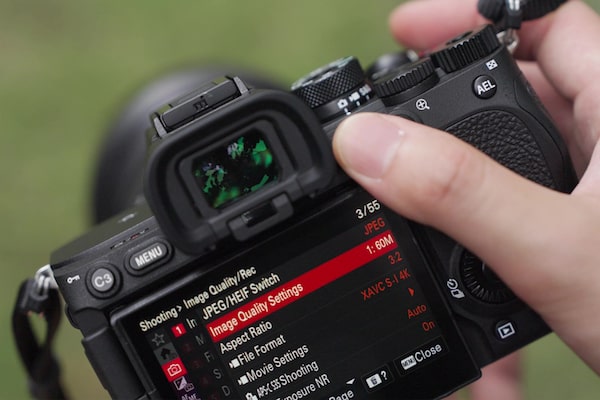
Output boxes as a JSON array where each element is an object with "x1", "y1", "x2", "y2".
[{"x1": 2, "y1": 1, "x2": 600, "y2": 398}]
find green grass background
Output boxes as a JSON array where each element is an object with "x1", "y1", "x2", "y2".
[{"x1": 2, "y1": 1, "x2": 599, "y2": 398}]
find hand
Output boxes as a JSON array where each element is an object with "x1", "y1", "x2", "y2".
[
  {"x1": 447, "y1": 353, "x2": 522, "y2": 400},
  {"x1": 333, "y1": 0, "x2": 600, "y2": 380}
]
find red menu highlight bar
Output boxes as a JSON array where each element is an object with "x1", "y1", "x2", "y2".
[{"x1": 206, "y1": 230, "x2": 398, "y2": 342}]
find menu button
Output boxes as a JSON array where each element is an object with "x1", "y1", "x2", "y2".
[{"x1": 129, "y1": 241, "x2": 170, "y2": 272}]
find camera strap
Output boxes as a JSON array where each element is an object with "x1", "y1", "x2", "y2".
[
  {"x1": 12, "y1": 265, "x2": 69, "y2": 400},
  {"x1": 478, "y1": 0, "x2": 567, "y2": 29},
  {"x1": 478, "y1": 0, "x2": 567, "y2": 50}
]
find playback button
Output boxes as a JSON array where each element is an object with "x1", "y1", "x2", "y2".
[{"x1": 495, "y1": 320, "x2": 517, "y2": 340}]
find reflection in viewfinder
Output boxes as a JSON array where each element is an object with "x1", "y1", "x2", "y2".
[{"x1": 192, "y1": 130, "x2": 279, "y2": 209}]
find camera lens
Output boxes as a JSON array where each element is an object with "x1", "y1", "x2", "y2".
[{"x1": 291, "y1": 56, "x2": 374, "y2": 122}]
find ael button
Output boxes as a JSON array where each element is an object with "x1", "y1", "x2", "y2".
[{"x1": 473, "y1": 75, "x2": 497, "y2": 99}]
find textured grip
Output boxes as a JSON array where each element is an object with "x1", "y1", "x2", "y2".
[{"x1": 446, "y1": 110, "x2": 555, "y2": 189}]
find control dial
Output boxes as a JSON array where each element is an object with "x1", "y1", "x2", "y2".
[
  {"x1": 291, "y1": 57, "x2": 374, "y2": 122},
  {"x1": 431, "y1": 25, "x2": 500, "y2": 73},
  {"x1": 458, "y1": 249, "x2": 516, "y2": 304},
  {"x1": 372, "y1": 58, "x2": 439, "y2": 106},
  {"x1": 366, "y1": 49, "x2": 419, "y2": 81}
]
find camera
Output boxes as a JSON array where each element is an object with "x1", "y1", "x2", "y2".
[{"x1": 47, "y1": 24, "x2": 575, "y2": 400}]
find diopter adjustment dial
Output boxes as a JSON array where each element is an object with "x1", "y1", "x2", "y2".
[
  {"x1": 431, "y1": 25, "x2": 500, "y2": 73},
  {"x1": 372, "y1": 58, "x2": 439, "y2": 106}
]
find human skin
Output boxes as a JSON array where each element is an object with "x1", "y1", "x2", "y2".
[{"x1": 333, "y1": 0, "x2": 600, "y2": 396}]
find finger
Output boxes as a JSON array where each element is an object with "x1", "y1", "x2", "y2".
[
  {"x1": 333, "y1": 113, "x2": 584, "y2": 303},
  {"x1": 443, "y1": 393, "x2": 461, "y2": 400},
  {"x1": 391, "y1": 1, "x2": 600, "y2": 100},
  {"x1": 390, "y1": 0, "x2": 600, "y2": 166},
  {"x1": 571, "y1": 77, "x2": 600, "y2": 166},
  {"x1": 515, "y1": 1, "x2": 600, "y2": 101},
  {"x1": 517, "y1": 62, "x2": 586, "y2": 173},
  {"x1": 517, "y1": 62, "x2": 573, "y2": 139},
  {"x1": 533, "y1": 48, "x2": 600, "y2": 175},
  {"x1": 333, "y1": 112, "x2": 600, "y2": 372},
  {"x1": 574, "y1": 141, "x2": 600, "y2": 196},
  {"x1": 388, "y1": 0, "x2": 483, "y2": 50},
  {"x1": 469, "y1": 353, "x2": 522, "y2": 400}
]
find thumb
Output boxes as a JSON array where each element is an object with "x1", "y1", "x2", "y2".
[
  {"x1": 332, "y1": 113, "x2": 574, "y2": 305},
  {"x1": 333, "y1": 113, "x2": 600, "y2": 375}
]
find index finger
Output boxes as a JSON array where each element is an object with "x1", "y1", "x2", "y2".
[
  {"x1": 390, "y1": 0, "x2": 600, "y2": 102},
  {"x1": 389, "y1": 0, "x2": 485, "y2": 50},
  {"x1": 516, "y1": 0, "x2": 600, "y2": 100}
]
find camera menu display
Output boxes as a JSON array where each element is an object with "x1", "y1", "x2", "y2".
[{"x1": 115, "y1": 191, "x2": 479, "y2": 399}]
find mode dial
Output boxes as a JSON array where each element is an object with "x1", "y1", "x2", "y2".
[
  {"x1": 291, "y1": 57, "x2": 374, "y2": 122},
  {"x1": 372, "y1": 58, "x2": 439, "y2": 106},
  {"x1": 431, "y1": 25, "x2": 500, "y2": 73}
]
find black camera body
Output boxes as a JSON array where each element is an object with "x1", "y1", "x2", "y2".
[{"x1": 50, "y1": 25, "x2": 576, "y2": 399}]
